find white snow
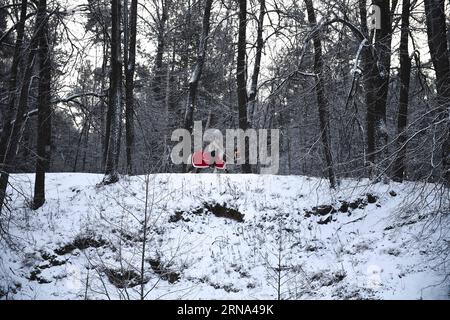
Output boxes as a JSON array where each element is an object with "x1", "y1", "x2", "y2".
[{"x1": 0, "y1": 173, "x2": 449, "y2": 300}]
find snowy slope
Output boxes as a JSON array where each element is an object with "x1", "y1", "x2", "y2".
[{"x1": 0, "y1": 173, "x2": 449, "y2": 300}]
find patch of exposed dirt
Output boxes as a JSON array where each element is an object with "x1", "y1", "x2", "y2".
[
  {"x1": 104, "y1": 268, "x2": 145, "y2": 288},
  {"x1": 304, "y1": 194, "x2": 379, "y2": 224},
  {"x1": 27, "y1": 269, "x2": 52, "y2": 284},
  {"x1": 26, "y1": 252, "x2": 68, "y2": 284},
  {"x1": 304, "y1": 205, "x2": 336, "y2": 217},
  {"x1": 211, "y1": 282, "x2": 241, "y2": 293},
  {"x1": 204, "y1": 203, "x2": 244, "y2": 222},
  {"x1": 39, "y1": 251, "x2": 67, "y2": 268},
  {"x1": 0, "y1": 282, "x2": 21, "y2": 299},
  {"x1": 169, "y1": 211, "x2": 186, "y2": 223},
  {"x1": 148, "y1": 258, "x2": 180, "y2": 284},
  {"x1": 310, "y1": 270, "x2": 347, "y2": 287},
  {"x1": 55, "y1": 235, "x2": 107, "y2": 255},
  {"x1": 169, "y1": 202, "x2": 244, "y2": 223}
]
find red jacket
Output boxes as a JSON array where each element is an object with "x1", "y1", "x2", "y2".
[{"x1": 191, "y1": 150, "x2": 225, "y2": 170}]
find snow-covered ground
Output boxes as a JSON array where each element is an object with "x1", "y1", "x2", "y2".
[{"x1": 0, "y1": 173, "x2": 449, "y2": 300}]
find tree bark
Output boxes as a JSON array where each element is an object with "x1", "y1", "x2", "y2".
[
  {"x1": 125, "y1": 0, "x2": 137, "y2": 174},
  {"x1": 392, "y1": 0, "x2": 411, "y2": 182},
  {"x1": 103, "y1": 0, "x2": 123, "y2": 184},
  {"x1": 358, "y1": 0, "x2": 368, "y2": 36},
  {"x1": 236, "y1": 0, "x2": 251, "y2": 173},
  {"x1": 305, "y1": 0, "x2": 336, "y2": 188},
  {"x1": 372, "y1": 0, "x2": 392, "y2": 161},
  {"x1": 248, "y1": 0, "x2": 265, "y2": 128},
  {"x1": 0, "y1": 5, "x2": 41, "y2": 211},
  {"x1": 181, "y1": 0, "x2": 214, "y2": 172},
  {"x1": 100, "y1": 40, "x2": 109, "y2": 168},
  {"x1": 183, "y1": 0, "x2": 214, "y2": 133},
  {"x1": 33, "y1": 0, "x2": 52, "y2": 209},
  {"x1": 152, "y1": 0, "x2": 168, "y2": 105},
  {"x1": 0, "y1": 0, "x2": 27, "y2": 165},
  {"x1": 423, "y1": 0, "x2": 450, "y2": 186},
  {"x1": 361, "y1": 0, "x2": 393, "y2": 179}
]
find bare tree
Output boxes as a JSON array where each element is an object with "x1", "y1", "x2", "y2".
[
  {"x1": 423, "y1": 0, "x2": 450, "y2": 186},
  {"x1": 183, "y1": 0, "x2": 214, "y2": 133},
  {"x1": 103, "y1": 0, "x2": 123, "y2": 184},
  {"x1": 0, "y1": 0, "x2": 28, "y2": 213},
  {"x1": 152, "y1": 0, "x2": 169, "y2": 104},
  {"x1": 363, "y1": 0, "x2": 395, "y2": 177},
  {"x1": 392, "y1": 0, "x2": 411, "y2": 182},
  {"x1": 305, "y1": 0, "x2": 336, "y2": 188},
  {"x1": 248, "y1": 0, "x2": 265, "y2": 128},
  {"x1": 181, "y1": 0, "x2": 214, "y2": 172},
  {"x1": 33, "y1": 0, "x2": 52, "y2": 209},
  {"x1": 0, "y1": 0, "x2": 49, "y2": 211},
  {"x1": 124, "y1": 0, "x2": 138, "y2": 174},
  {"x1": 236, "y1": 0, "x2": 251, "y2": 173}
]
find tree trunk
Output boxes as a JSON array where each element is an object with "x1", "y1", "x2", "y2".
[
  {"x1": 305, "y1": 0, "x2": 336, "y2": 188},
  {"x1": 152, "y1": 0, "x2": 168, "y2": 104},
  {"x1": 183, "y1": 0, "x2": 214, "y2": 133},
  {"x1": 358, "y1": 0, "x2": 368, "y2": 36},
  {"x1": 0, "y1": 7, "x2": 41, "y2": 211},
  {"x1": 103, "y1": 0, "x2": 123, "y2": 184},
  {"x1": 181, "y1": 0, "x2": 214, "y2": 172},
  {"x1": 392, "y1": 0, "x2": 411, "y2": 182},
  {"x1": 362, "y1": 0, "x2": 393, "y2": 179},
  {"x1": 163, "y1": 48, "x2": 176, "y2": 171},
  {"x1": 236, "y1": 0, "x2": 251, "y2": 173},
  {"x1": 424, "y1": 0, "x2": 450, "y2": 186},
  {"x1": 0, "y1": 0, "x2": 27, "y2": 165},
  {"x1": 73, "y1": 120, "x2": 86, "y2": 172},
  {"x1": 248, "y1": 0, "x2": 265, "y2": 128},
  {"x1": 372, "y1": 0, "x2": 392, "y2": 162},
  {"x1": 125, "y1": 0, "x2": 137, "y2": 175},
  {"x1": 101, "y1": 40, "x2": 109, "y2": 168},
  {"x1": 359, "y1": 0, "x2": 376, "y2": 172},
  {"x1": 81, "y1": 120, "x2": 90, "y2": 171},
  {"x1": 33, "y1": 0, "x2": 52, "y2": 209}
]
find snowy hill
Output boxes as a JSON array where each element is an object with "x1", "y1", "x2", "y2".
[{"x1": 0, "y1": 173, "x2": 449, "y2": 300}]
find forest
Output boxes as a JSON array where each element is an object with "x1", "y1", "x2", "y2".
[{"x1": 0, "y1": 0, "x2": 449, "y2": 300}]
